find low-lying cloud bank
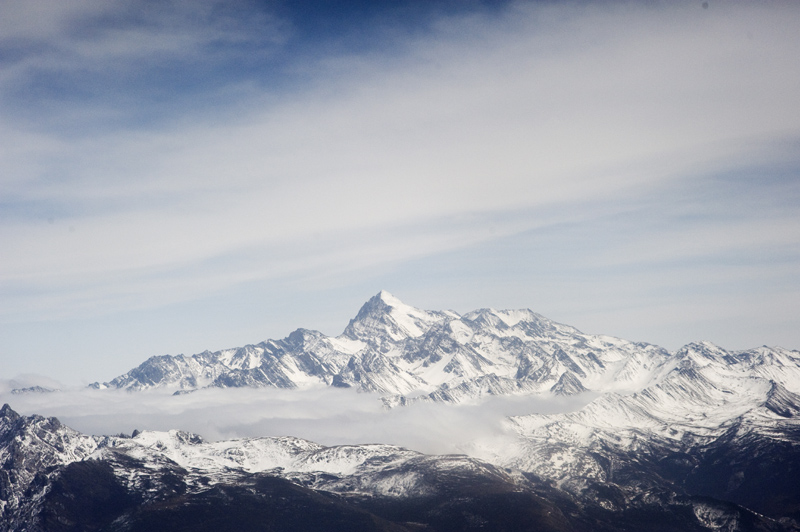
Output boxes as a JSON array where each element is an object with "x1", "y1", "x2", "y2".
[{"x1": 0, "y1": 380, "x2": 591, "y2": 455}]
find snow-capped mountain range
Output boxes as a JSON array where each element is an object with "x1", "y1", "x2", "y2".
[
  {"x1": 2, "y1": 401, "x2": 796, "y2": 531},
  {"x1": 90, "y1": 290, "x2": 676, "y2": 403},
  {"x1": 4, "y1": 291, "x2": 800, "y2": 530},
  {"x1": 2, "y1": 402, "x2": 546, "y2": 531}
]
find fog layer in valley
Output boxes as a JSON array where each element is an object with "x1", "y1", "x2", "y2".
[{"x1": 0, "y1": 379, "x2": 592, "y2": 455}]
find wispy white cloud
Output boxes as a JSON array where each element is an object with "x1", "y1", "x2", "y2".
[{"x1": 0, "y1": 0, "x2": 287, "y2": 74}]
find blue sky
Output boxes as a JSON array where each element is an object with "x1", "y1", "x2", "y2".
[{"x1": 2, "y1": 0, "x2": 800, "y2": 386}]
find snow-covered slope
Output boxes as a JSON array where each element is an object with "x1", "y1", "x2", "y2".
[
  {"x1": 106, "y1": 430, "x2": 420, "y2": 480},
  {"x1": 466, "y1": 341, "x2": 800, "y2": 507}
]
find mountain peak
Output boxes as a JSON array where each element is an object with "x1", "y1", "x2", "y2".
[
  {"x1": 362, "y1": 290, "x2": 416, "y2": 315},
  {"x1": 1, "y1": 403, "x2": 20, "y2": 422},
  {"x1": 376, "y1": 290, "x2": 402, "y2": 306},
  {"x1": 342, "y1": 291, "x2": 452, "y2": 342}
]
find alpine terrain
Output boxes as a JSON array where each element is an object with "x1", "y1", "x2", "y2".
[{"x1": 3, "y1": 291, "x2": 799, "y2": 531}]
